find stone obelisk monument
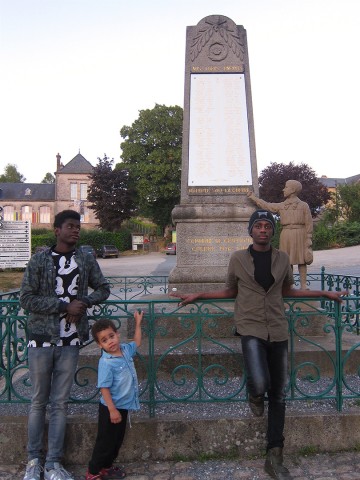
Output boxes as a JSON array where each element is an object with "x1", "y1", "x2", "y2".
[{"x1": 169, "y1": 15, "x2": 259, "y2": 292}]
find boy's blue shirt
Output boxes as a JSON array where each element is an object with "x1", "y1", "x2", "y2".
[{"x1": 97, "y1": 341, "x2": 140, "y2": 411}]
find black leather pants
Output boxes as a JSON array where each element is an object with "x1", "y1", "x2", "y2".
[{"x1": 241, "y1": 335, "x2": 288, "y2": 450}]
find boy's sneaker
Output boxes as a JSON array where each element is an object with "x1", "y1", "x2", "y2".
[
  {"x1": 85, "y1": 472, "x2": 102, "y2": 480},
  {"x1": 100, "y1": 466, "x2": 126, "y2": 479},
  {"x1": 44, "y1": 462, "x2": 74, "y2": 480},
  {"x1": 23, "y1": 458, "x2": 43, "y2": 480}
]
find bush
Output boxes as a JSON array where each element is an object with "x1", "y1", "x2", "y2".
[
  {"x1": 312, "y1": 220, "x2": 360, "y2": 250},
  {"x1": 312, "y1": 221, "x2": 337, "y2": 250},
  {"x1": 332, "y1": 222, "x2": 360, "y2": 247},
  {"x1": 31, "y1": 227, "x2": 132, "y2": 253},
  {"x1": 78, "y1": 228, "x2": 132, "y2": 252},
  {"x1": 269, "y1": 218, "x2": 360, "y2": 251},
  {"x1": 271, "y1": 222, "x2": 281, "y2": 249},
  {"x1": 31, "y1": 231, "x2": 56, "y2": 250}
]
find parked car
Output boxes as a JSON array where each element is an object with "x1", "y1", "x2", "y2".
[
  {"x1": 165, "y1": 242, "x2": 176, "y2": 255},
  {"x1": 79, "y1": 245, "x2": 97, "y2": 258},
  {"x1": 96, "y1": 245, "x2": 120, "y2": 258}
]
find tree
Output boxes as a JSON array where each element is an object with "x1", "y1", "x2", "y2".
[
  {"x1": 0, "y1": 163, "x2": 26, "y2": 182},
  {"x1": 87, "y1": 155, "x2": 135, "y2": 232},
  {"x1": 41, "y1": 172, "x2": 55, "y2": 184},
  {"x1": 119, "y1": 103, "x2": 183, "y2": 229},
  {"x1": 258, "y1": 162, "x2": 330, "y2": 216},
  {"x1": 335, "y1": 183, "x2": 360, "y2": 222}
]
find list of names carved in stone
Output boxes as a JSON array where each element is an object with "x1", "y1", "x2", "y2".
[{"x1": 188, "y1": 73, "x2": 252, "y2": 187}]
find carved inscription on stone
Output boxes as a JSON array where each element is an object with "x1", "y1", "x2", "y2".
[
  {"x1": 188, "y1": 73, "x2": 252, "y2": 187},
  {"x1": 186, "y1": 236, "x2": 251, "y2": 254}
]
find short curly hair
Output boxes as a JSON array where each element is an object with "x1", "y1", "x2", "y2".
[
  {"x1": 91, "y1": 319, "x2": 117, "y2": 342},
  {"x1": 53, "y1": 209, "x2": 80, "y2": 228}
]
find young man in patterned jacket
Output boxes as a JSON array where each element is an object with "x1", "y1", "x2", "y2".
[{"x1": 20, "y1": 210, "x2": 110, "y2": 480}]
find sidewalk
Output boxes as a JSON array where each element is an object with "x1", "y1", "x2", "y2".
[
  {"x1": 4, "y1": 451, "x2": 360, "y2": 480},
  {"x1": 309, "y1": 244, "x2": 360, "y2": 277}
]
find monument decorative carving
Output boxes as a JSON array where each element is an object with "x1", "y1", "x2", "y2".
[
  {"x1": 248, "y1": 180, "x2": 313, "y2": 289},
  {"x1": 190, "y1": 16, "x2": 245, "y2": 62}
]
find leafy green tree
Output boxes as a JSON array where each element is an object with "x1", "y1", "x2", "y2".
[
  {"x1": 336, "y1": 183, "x2": 360, "y2": 222},
  {"x1": 41, "y1": 172, "x2": 55, "y2": 184},
  {"x1": 258, "y1": 162, "x2": 330, "y2": 216},
  {"x1": 87, "y1": 155, "x2": 136, "y2": 232},
  {"x1": 0, "y1": 163, "x2": 26, "y2": 182},
  {"x1": 119, "y1": 103, "x2": 183, "y2": 229}
]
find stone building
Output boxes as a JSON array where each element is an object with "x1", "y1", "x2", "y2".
[
  {"x1": 319, "y1": 174, "x2": 360, "y2": 195},
  {"x1": 318, "y1": 174, "x2": 360, "y2": 212},
  {"x1": 0, "y1": 153, "x2": 99, "y2": 229}
]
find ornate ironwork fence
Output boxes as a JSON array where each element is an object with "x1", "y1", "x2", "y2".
[{"x1": 1, "y1": 292, "x2": 360, "y2": 417}]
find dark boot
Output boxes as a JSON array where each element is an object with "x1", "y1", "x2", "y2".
[
  {"x1": 248, "y1": 394, "x2": 264, "y2": 416},
  {"x1": 264, "y1": 447, "x2": 293, "y2": 479}
]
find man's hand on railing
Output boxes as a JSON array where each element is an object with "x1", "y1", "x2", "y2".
[
  {"x1": 282, "y1": 285, "x2": 348, "y2": 302},
  {"x1": 323, "y1": 290, "x2": 348, "y2": 303},
  {"x1": 169, "y1": 291, "x2": 202, "y2": 306},
  {"x1": 170, "y1": 287, "x2": 237, "y2": 306}
]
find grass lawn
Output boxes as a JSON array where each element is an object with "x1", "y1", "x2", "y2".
[{"x1": 0, "y1": 270, "x2": 24, "y2": 293}]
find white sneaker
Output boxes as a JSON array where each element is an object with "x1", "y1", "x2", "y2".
[
  {"x1": 23, "y1": 458, "x2": 43, "y2": 480},
  {"x1": 44, "y1": 462, "x2": 74, "y2": 480}
]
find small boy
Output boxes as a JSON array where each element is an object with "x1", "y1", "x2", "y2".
[{"x1": 86, "y1": 312, "x2": 143, "y2": 480}]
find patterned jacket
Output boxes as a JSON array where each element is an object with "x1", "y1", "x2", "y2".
[{"x1": 20, "y1": 247, "x2": 110, "y2": 344}]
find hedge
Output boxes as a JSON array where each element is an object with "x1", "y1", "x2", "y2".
[{"x1": 31, "y1": 227, "x2": 132, "y2": 254}]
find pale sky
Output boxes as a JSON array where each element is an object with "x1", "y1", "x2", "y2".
[{"x1": 1, "y1": 0, "x2": 359, "y2": 183}]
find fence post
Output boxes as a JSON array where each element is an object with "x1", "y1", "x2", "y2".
[{"x1": 334, "y1": 300, "x2": 343, "y2": 412}]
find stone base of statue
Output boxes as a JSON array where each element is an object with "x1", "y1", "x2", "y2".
[{"x1": 169, "y1": 203, "x2": 254, "y2": 292}]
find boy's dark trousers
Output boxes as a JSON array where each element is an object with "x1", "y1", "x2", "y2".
[{"x1": 88, "y1": 403, "x2": 128, "y2": 474}]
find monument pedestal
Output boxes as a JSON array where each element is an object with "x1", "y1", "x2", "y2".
[{"x1": 169, "y1": 202, "x2": 254, "y2": 292}]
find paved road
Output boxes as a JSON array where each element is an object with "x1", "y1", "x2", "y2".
[
  {"x1": 309, "y1": 244, "x2": 360, "y2": 276},
  {"x1": 97, "y1": 245, "x2": 360, "y2": 279},
  {"x1": 97, "y1": 245, "x2": 360, "y2": 301},
  {"x1": 97, "y1": 252, "x2": 176, "y2": 277}
]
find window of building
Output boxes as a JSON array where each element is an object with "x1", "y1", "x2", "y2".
[
  {"x1": 39, "y1": 206, "x2": 51, "y2": 223},
  {"x1": 21, "y1": 205, "x2": 32, "y2": 221},
  {"x1": 80, "y1": 183, "x2": 88, "y2": 200},
  {"x1": 80, "y1": 206, "x2": 90, "y2": 223},
  {"x1": 70, "y1": 183, "x2": 77, "y2": 200},
  {"x1": 3, "y1": 205, "x2": 14, "y2": 221}
]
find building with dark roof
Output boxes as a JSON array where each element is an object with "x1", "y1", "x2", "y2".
[
  {"x1": 0, "y1": 153, "x2": 99, "y2": 228},
  {"x1": 319, "y1": 174, "x2": 360, "y2": 189}
]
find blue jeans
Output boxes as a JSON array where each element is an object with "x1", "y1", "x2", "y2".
[
  {"x1": 241, "y1": 336, "x2": 288, "y2": 450},
  {"x1": 27, "y1": 346, "x2": 79, "y2": 465}
]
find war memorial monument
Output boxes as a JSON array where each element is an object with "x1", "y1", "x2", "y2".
[{"x1": 169, "y1": 14, "x2": 260, "y2": 291}]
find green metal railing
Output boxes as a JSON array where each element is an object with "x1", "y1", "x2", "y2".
[
  {"x1": 105, "y1": 275, "x2": 169, "y2": 301},
  {"x1": 1, "y1": 294, "x2": 360, "y2": 416}
]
